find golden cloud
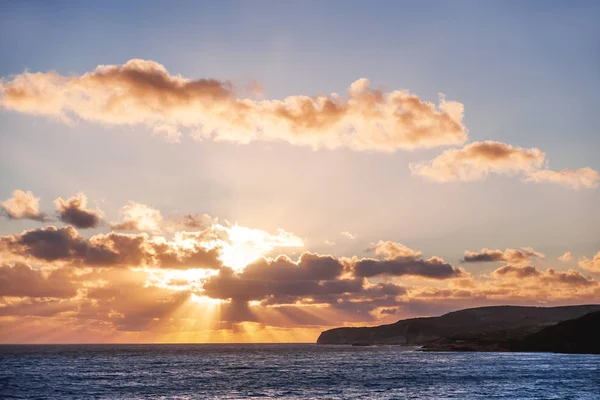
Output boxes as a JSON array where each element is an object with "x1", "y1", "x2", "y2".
[
  {"x1": 524, "y1": 168, "x2": 600, "y2": 190},
  {"x1": 0, "y1": 59, "x2": 468, "y2": 151},
  {"x1": 579, "y1": 252, "x2": 600, "y2": 273},
  {"x1": 0, "y1": 190, "x2": 47, "y2": 221},
  {"x1": 410, "y1": 141, "x2": 599, "y2": 189}
]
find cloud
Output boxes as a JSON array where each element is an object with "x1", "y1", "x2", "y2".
[
  {"x1": 410, "y1": 141, "x2": 545, "y2": 182},
  {"x1": 207, "y1": 224, "x2": 304, "y2": 271},
  {"x1": 558, "y1": 251, "x2": 572, "y2": 262},
  {"x1": 0, "y1": 209, "x2": 597, "y2": 341},
  {"x1": 461, "y1": 248, "x2": 543, "y2": 264},
  {"x1": 83, "y1": 279, "x2": 191, "y2": 332},
  {"x1": 0, "y1": 262, "x2": 79, "y2": 298},
  {"x1": 0, "y1": 190, "x2": 47, "y2": 221},
  {"x1": 110, "y1": 202, "x2": 162, "y2": 233},
  {"x1": 202, "y1": 252, "x2": 408, "y2": 318},
  {"x1": 54, "y1": 193, "x2": 103, "y2": 229},
  {"x1": 352, "y1": 257, "x2": 464, "y2": 279},
  {"x1": 165, "y1": 213, "x2": 212, "y2": 232},
  {"x1": 410, "y1": 141, "x2": 599, "y2": 189},
  {"x1": 203, "y1": 253, "x2": 350, "y2": 302},
  {"x1": 351, "y1": 241, "x2": 464, "y2": 279},
  {"x1": 340, "y1": 231, "x2": 356, "y2": 240},
  {"x1": 1, "y1": 239, "x2": 599, "y2": 341},
  {"x1": 0, "y1": 59, "x2": 468, "y2": 152},
  {"x1": 524, "y1": 168, "x2": 600, "y2": 190},
  {"x1": 493, "y1": 264, "x2": 596, "y2": 287},
  {"x1": 579, "y1": 252, "x2": 600, "y2": 273},
  {"x1": 371, "y1": 240, "x2": 422, "y2": 259},
  {"x1": 0, "y1": 225, "x2": 222, "y2": 269}
]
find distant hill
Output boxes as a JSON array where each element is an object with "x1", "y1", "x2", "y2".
[{"x1": 317, "y1": 305, "x2": 600, "y2": 346}]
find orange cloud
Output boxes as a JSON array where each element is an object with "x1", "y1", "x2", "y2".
[
  {"x1": 410, "y1": 141, "x2": 598, "y2": 189},
  {"x1": 558, "y1": 251, "x2": 573, "y2": 262},
  {"x1": 0, "y1": 190, "x2": 47, "y2": 221},
  {"x1": 410, "y1": 141, "x2": 545, "y2": 182},
  {"x1": 371, "y1": 240, "x2": 423, "y2": 259},
  {"x1": 0, "y1": 59, "x2": 468, "y2": 152},
  {"x1": 579, "y1": 252, "x2": 600, "y2": 273},
  {"x1": 110, "y1": 202, "x2": 162, "y2": 233},
  {"x1": 524, "y1": 168, "x2": 600, "y2": 190}
]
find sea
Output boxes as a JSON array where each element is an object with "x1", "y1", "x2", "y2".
[{"x1": 1, "y1": 344, "x2": 599, "y2": 399}]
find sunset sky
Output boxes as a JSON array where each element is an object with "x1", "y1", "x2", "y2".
[{"x1": 1, "y1": 0, "x2": 599, "y2": 343}]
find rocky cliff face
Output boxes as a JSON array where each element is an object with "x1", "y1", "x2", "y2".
[{"x1": 317, "y1": 305, "x2": 600, "y2": 346}]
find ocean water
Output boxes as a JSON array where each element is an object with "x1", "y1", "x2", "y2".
[{"x1": 1, "y1": 344, "x2": 599, "y2": 399}]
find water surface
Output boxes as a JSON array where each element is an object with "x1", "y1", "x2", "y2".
[{"x1": 1, "y1": 344, "x2": 599, "y2": 399}]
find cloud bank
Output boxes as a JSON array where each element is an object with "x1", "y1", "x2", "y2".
[{"x1": 0, "y1": 59, "x2": 468, "y2": 152}]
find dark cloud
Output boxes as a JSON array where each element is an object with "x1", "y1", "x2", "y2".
[
  {"x1": 462, "y1": 248, "x2": 542, "y2": 263},
  {"x1": 493, "y1": 264, "x2": 596, "y2": 287},
  {"x1": 0, "y1": 262, "x2": 79, "y2": 298},
  {"x1": 0, "y1": 226, "x2": 222, "y2": 269},
  {"x1": 350, "y1": 241, "x2": 464, "y2": 279},
  {"x1": 202, "y1": 252, "x2": 408, "y2": 307},
  {"x1": 54, "y1": 194, "x2": 103, "y2": 229},
  {"x1": 352, "y1": 256, "x2": 463, "y2": 279}
]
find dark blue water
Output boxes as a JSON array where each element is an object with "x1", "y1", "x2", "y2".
[{"x1": 1, "y1": 344, "x2": 599, "y2": 399}]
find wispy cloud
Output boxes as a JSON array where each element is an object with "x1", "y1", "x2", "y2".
[{"x1": 340, "y1": 231, "x2": 356, "y2": 240}]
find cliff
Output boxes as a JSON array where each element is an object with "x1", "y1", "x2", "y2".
[
  {"x1": 511, "y1": 311, "x2": 600, "y2": 354},
  {"x1": 317, "y1": 305, "x2": 600, "y2": 346}
]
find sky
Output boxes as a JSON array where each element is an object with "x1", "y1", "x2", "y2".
[{"x1": 0, "y1": 0, "x2": 599, "y2": 343}]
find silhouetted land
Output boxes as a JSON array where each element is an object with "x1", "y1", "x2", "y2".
[{"x1": 318, "y1": 305, "x2": 600, "y2": 354}]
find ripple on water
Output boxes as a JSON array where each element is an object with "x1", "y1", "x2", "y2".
[{"x1": 0, "y1": 344, "x2": 599, "y2": 399}]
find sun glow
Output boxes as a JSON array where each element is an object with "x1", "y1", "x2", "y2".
[
  {"x1": 191, "y1": 294, "x2": 223, "y2": 306},
  {"x1": 215, "y1": 224, "x2": 305, "y2": 271},
  {"x1": 143, "y1": 224, "x2": 304, "y2": 293},
  {"x1": 143, "y1": 268, "x2": 216, "y2": 291}
]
